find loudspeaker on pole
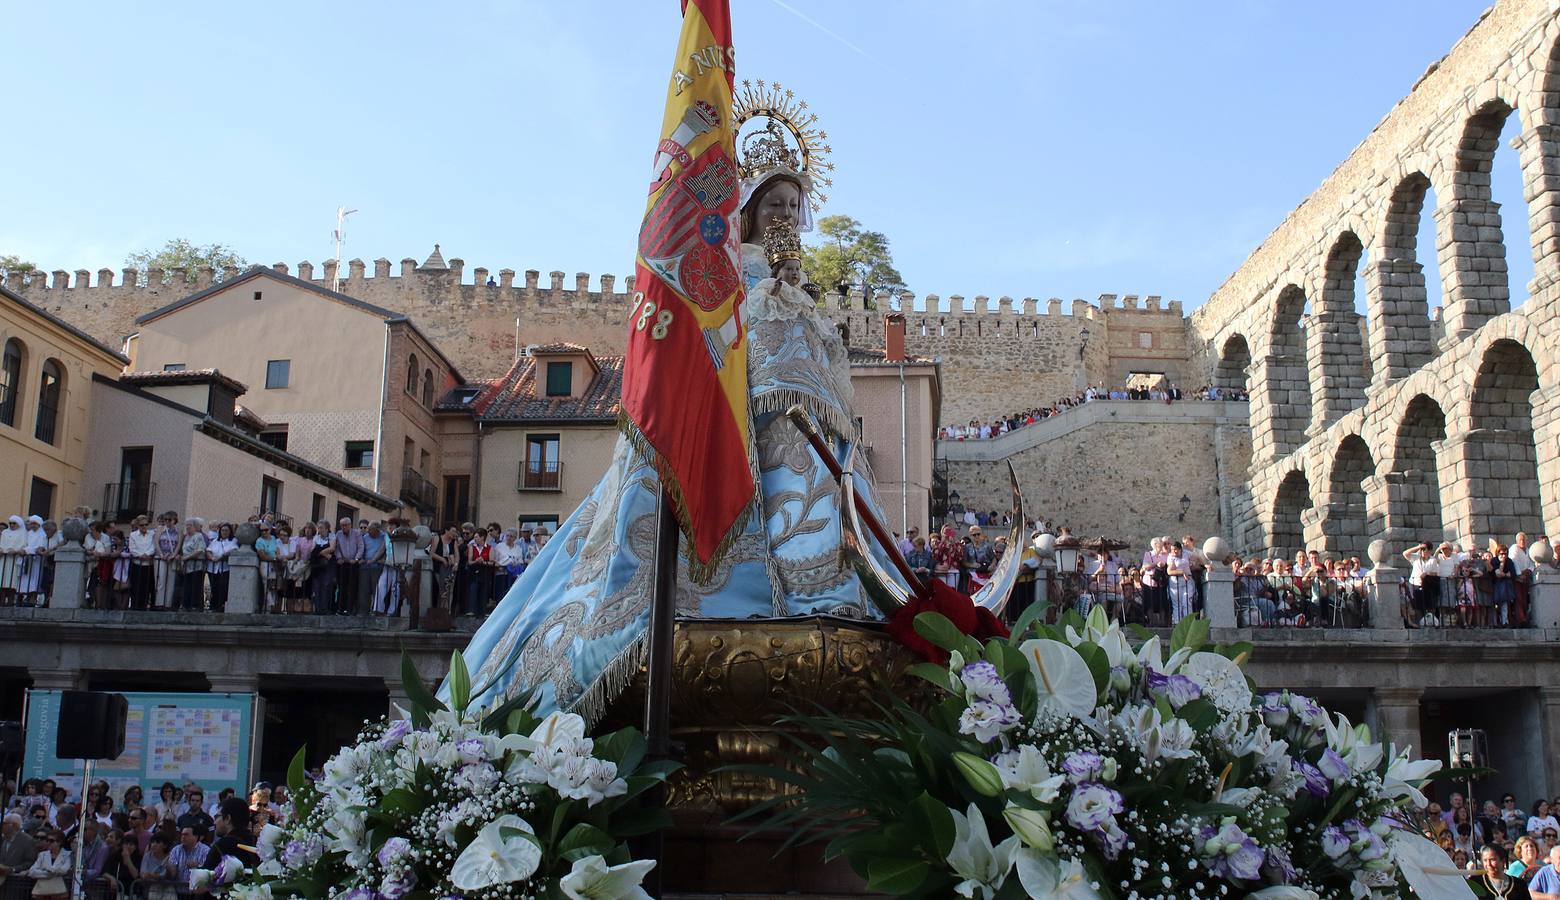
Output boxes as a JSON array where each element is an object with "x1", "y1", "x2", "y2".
[{"x1": 55, "y1": 692, "x2": 128, "y2": 760}]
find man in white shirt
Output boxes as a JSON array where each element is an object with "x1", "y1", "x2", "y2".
[{"x1": 127, "y1": 516, "x2": 158, "y2": 610}]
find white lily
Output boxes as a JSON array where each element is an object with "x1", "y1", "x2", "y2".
[
  {"x1": 449, "y1": 814, "x2": 543, "y2": 891},
  {"x1": 1245, "y1": 888, "x2": 1321, "y2": 899},
  {"x1": 1015, "y1": 850, "x2": 1102, "y2": 898},
  {"x1": 994, "y1": 744, "x2": 1066, "y2": 803},
  {"x1": 1380, "y1": 746, "x2": 1442, "y2": 808},
  {"x1": 947, "y1": 802, "x2": 1020, "y2": 899},
  {"x1": 558, "y1": 854, "x2": 655, "y2": 900},
  {"x1": 325, "y1": 808, "x2": 370, "y2": 868},
  {"x1": 1018, "y1": 639, "x2": 1098, "y2": 719}
]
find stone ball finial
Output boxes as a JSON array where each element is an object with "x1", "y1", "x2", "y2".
[
  {"x1": 236, "y1": 522, "x2": 259, "y2": 548},
  {"x1": 1033, "y1": 533, "x2": 1056, "y2": 560},
  {"x1": 61, "y1": 517, "x2": 88, "y2": 544},
  {"x1": 1530, "y1": 538, "x2": 1553, "y2": 568},
  {"x1": 1201, "y1": 536, "x2": 1231, "y2": 566},
  {"x1": 414, "y1": 524, "x2": 434, "y2": 550},
  {"x1": 1367, "y1": 539, "x2": 1388, "y2": 566}
]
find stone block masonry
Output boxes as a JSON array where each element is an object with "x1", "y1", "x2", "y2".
[{"x1": 3, "y1": 262, "x2": 1186, "y2": 426}]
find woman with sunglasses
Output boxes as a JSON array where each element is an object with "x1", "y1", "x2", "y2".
[{"x1": 25, "y1": 830, "x2": 72, "y2": 900}]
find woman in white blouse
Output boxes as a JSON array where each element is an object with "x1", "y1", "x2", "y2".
[
  {"x1": 26, "y1": 829, "x2": 73, "y2": 900},
  {"x1": 206, "y1": 524, "x2": 236, "y2": 612},
  {"x1": 1165, "y1": 541, "x2": 1194, "y2": 625}
]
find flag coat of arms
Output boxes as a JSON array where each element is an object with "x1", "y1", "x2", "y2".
[{"x1": 621, "y1": 0, "x2": 753, "y2": 580}]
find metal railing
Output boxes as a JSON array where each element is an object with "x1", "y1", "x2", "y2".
[
  {"x1": 519, "y1": 459, "x2": 563, "y2": 491},
  {"x1": 1400, "y1": 571, "x2": 1534, "y2": 629},
  {"x1": 1234, "y1": 573, "x2": 1371, "y2": 628},
  {"x1": 400, "y1": 467, "x2": 438, "y2": 511},
  {"x1": 102, "y1": 482, "x2": 157, "y2": 522}
]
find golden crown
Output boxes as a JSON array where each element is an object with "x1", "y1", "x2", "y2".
[
  {"x1": 734, "y1": 79, "x2": 833, "y2": 210},
  {"x1": 762, "y1": 219, "x2": 803, "y2": 265}
]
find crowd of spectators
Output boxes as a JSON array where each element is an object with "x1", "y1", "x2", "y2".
[
  {"x1": 0, "y1": 509, "x2": 551, "y2": 618},
  {"x1": 1, "y1": 778, "x2": 281, "y2": 900},
  {"x1": 1418, "y1": 789, "x2": 1560, "y2": 895},
  {"x1": 938, "y1": 382, "x2": 1248, "y2": 440},
  {"x1": 1398, "y1": 535, "x2": 1540, "y2": 629}
]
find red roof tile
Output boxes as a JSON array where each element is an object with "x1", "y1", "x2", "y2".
[{"x1": 470, "y1": 356, "x2": 622, "y2": 423}]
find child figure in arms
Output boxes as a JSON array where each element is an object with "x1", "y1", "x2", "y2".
[{"x1": 764, "y1": 219, "x2": 804, "y2": 289}]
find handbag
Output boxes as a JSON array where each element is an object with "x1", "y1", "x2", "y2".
[{"x1": 32, "y1": 876, "x2": 66, "y2": 896}]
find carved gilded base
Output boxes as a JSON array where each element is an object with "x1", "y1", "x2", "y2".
[{"x1": 602, "y1": 614, "x2": 925, "y2": 814}]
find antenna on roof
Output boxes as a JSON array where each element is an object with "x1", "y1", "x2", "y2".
[{"x1": 332, "y1": 206, "x2": 359, "y2": 292}]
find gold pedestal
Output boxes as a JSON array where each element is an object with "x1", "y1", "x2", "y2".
[{"x1": 603, "y1": 615, "x2": 923, "y2": 895}]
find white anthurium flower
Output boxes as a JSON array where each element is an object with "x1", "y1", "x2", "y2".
[
  {"x1": 1389, "y1": 831, "x2": 1477, "y2": 900},
  {"x1": 1245, "y1": 888, "x2": 1321, "y2": 899},
  {"x1": 994, "y1": 744, "x2": 1066, "y2": 803},
  {"x1": 188, "y1": 869, "x2": 214, "y2": 892},
  {"x1": 1380, "y1": 747, "x2": 1441, "y2": 808},
  {"x1": 558, "y1": 854, "x2": 656, "y2": 900},
  {"x1": 230, "y1": 884, "x2": 273, "y2": 900},
  {"x1": 1015, "y1": 850, "x2": 1102, "y2": 899},
  {"x1": 1018, "y1": 639, "x2": 1098, "y2": 719},
  {"x1": 947, "y1": 802, "x2": 1021, "y2": 899},
  {"x1": 1181, "y1": 652, "x2": 1253, "y2": 712},
  {"x1": 450, "y1": 814, "x2": 543, "y2": 892}
]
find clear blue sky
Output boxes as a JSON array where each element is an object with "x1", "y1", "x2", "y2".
[{"x1": 1, "y1": 1, "x2": 1520, "y2": 313}]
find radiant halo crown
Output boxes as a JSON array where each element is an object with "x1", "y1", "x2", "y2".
[{"x1": 734, "y1": 79, "x2": 834, "y2": 210}]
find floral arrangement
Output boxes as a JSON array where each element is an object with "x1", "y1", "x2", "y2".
[
  {"x1": 743, "y1": 606, "x2": 1465, "y2": 899},
  {"x1": 231, "y1": 652, "x2": 675, "y2": 900}
]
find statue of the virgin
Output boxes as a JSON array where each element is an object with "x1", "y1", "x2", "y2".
[{"x1": 454, "y1": 83, "x2": 1007, "y2": 720}]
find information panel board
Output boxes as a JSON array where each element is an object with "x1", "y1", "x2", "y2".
[{"x1": 22, "y1": 690, "x2": 258, "y2": 801}]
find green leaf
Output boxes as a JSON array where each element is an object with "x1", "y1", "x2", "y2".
[
  {"x1": 912, "y1": 612, "x2": 979, "y2": 659},
  {"x1": 481, "y1": 686, "x2": 538, "y2": 733},
  {"x1": 909, "y1": 791, "x2": 956, "y2": 858},
  {"x1": 400, "y1": 649, "x2": 445, "y2": 727},
  {"x1": 1170, "y1": 614, "x2": 1194, "y2": 653},
  {"x1": 286, "y1": 744, "x2": 308, "y2": 796},
  {"x1": 1009, "y1": 597, "x2": 1050, "y2": 641},
  {"x1": 951, "y1": 751, "x2": 1003, "y2": 797},
  {"x1": 908, "y1": 662, "x2": 954, "y2": 692},
  {"x1": 379, "y1": 788, "x2": 421, "y2": 814},
  {"x1": 866, "y1": 857, "x2": 930, "y2": 894},
  {"x1": 1176, "y1": 698, "x2": 1221, "y2": 733},
  {"x1": 556, "y1": 823, "x2": 614, "y2": 861},
  {"x1": 1073, "y1": 642, "x2": 1110, "y2": 699},
  {"x1": 447, "y1": 650, "x2": 472, "y2": 714}
]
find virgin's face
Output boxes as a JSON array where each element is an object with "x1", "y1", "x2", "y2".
[{"x1": 749, "y1": 180, "x2": 801, "y2": 241}]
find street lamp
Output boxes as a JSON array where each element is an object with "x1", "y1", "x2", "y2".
[
  {"x1": 1078, "y1": 326, "x2": 1090, "y2": 361},
  {"x1": 1178, "y1": 495, "x2": 1192, "y2": 522},
  {"x1": 1054, "y1": 534, "x2": 1082, "y2": 615},
  {"x1": 390, "y1": 525, "x2": 418, "y2": 629}
]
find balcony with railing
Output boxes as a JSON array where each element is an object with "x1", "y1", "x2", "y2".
[
  {"x1": 400, "y1": 467, "x2": 438, "y2": 512},
  {"x1": 519, "y1": 459, "x2": 562, "y2": 491},
  {"x1": 103, "y1": 481, "x2": 156, "y2": 522}
]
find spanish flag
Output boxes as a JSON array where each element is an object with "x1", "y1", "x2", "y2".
[{"x1": 622, "y1": 0, "x2": 752, "y2": 581}]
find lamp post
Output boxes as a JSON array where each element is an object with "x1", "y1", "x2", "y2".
[
  {"x1": 389, "y1": 525, "x2": 418, "y2": 630},
  {"x1": 1178, "y1": 494, "x2": 1192, "y2": 523},
  {"x1": 1055, "y1": 534, "x2": 1081, "y2": 614}
]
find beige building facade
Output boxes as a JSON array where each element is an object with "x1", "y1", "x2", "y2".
[
  {"x1": 0, "y1": 285, "x2": 127, "y2": 519},
  {"x1": 126, "y1": 268, "x2": 461, "y2": 521},
  {"x1": 82, "y1": 372, "x2": 397, "y2": 525}
]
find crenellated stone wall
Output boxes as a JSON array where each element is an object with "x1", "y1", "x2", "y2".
[{"x1": 2, "y1": 261, "x2": 1186, "y2": 425}]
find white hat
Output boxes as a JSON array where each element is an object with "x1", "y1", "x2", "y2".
[{"x1": 25, "y1": 515, "x2": 42, "y2": 526}]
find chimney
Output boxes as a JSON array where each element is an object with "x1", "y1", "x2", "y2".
[{"x1": 885, "y1": 313, "x2": 907, "y2": 362}]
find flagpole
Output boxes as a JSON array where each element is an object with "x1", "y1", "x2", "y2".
[{"x1": 641, "y1": 487, "x2": 679, "y2": 898}]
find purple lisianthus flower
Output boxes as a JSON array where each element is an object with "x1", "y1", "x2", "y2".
[
  {"x1": 1263, "y1": 845, "x2": 1296, "y2": 882},
  {"x1": 1259, "y1": 693, "x2": 1290, "y2": 730},
  {"x1": 1287, "y1": 693, "x2": 1324, "y2": 725},
  {"x1": 380, "y1": 869, "x2": 418, "y2": 900},
  {"x1": 1199, "y1": 823, "x2": 1264, "y2": 881},
  {"x1": 455, "y1": 737, "x2": 487, "y2": 765},
  {"x1": 376, "y1": 836, "x2": 411, "y2": 868},
  {"x1": 1062, "y1": 751, "x2": 1104, "y2": 783},
  {"x1": 1317, "y1": 747, "x2": 1349, "y2": 782},
  {"x1": 1065, "y1": 781, "x2": 1123, "y2": 831},
  {"x1": 1346, "y1": 820, "x2": 1387, "y2": 861},
  {"x1": 1321, "y1": 825, "x2": 1350, "y2": 860},
  {"x1": 959, "y1": 661, "x2": 1013, "y2": 706},
  {"x1": 1097, "y1": 819, "x2": 1129, "y2": 860},
  {"x1": 379, "y1": 718, "x2": 412, "y2": 749},
  {"x1": 341, "y1": 889, "x2": 378, "y2": 900},
  {"x1": 282, "y1": 834, "x2": 325, "y2": 869},
  {"x1": 958, "y1": 700, "x2": 1021, "y2": 743},
  {"x1": 1145, "y1": 669, "x2": 1202, "y2": 709},
  {"x1": 1294, "y1": 761, "x2": 1330, "y2": 798}
]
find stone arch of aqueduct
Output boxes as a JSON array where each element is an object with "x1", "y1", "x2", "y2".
[{"x1": 1193, "y1": 0, "x2": 1560, "y2": 557}]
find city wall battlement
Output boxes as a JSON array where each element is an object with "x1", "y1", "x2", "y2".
[{"x1": 3, "y1": 255, "x2": 1186, "y2": 422}]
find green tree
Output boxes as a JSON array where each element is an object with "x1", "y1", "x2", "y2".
[
  {"x1": 801, "y1": 215, "x2": 906, "y2": 307},
  {"x1": 0, "y1": 254, "x2": 37, "y2": 281},
  {"x1": 126, "y1": 239, "x2": 248, "y2": 285}
]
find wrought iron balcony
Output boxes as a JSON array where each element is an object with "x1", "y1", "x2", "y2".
[
  {"x1": 519, "y1": 460, "x2": 562, "y2": 491},
  {"x1": 103, "y1": 481, "x2": 156, "y2": 522}
]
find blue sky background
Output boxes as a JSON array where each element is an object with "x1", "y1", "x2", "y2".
[{"x1": 0, "y1": 1, "x2": 1524, "y2": 313}]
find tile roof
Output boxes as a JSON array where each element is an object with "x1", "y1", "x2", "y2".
[
  {"x1": 233, "y1": 404, "x2": 269, "y2": 430},
  {"x1": 847, "y1": 346, "x2": 936, "y2": 366},
  {"x1": 529, "y1": 342, "x2": 591, "y2": 354},
  {"x1": 470, "y1": 355, "x2": 623, "y2": 423},
  {"x1": 121, "y1": 368, "x2": 249, "y2": 395},
  {"x1": 434, "y1": 381, "x2": 494, "y2": 412},
  {"x1": 134, "y1": 266, "x2": 399, "y2": 325}
]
